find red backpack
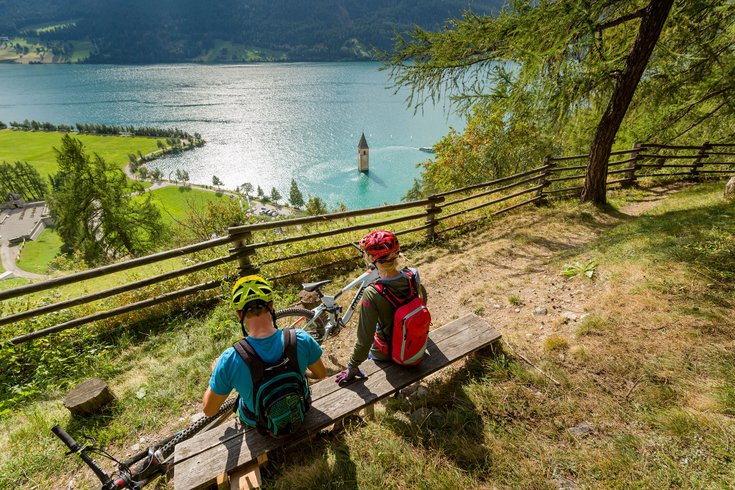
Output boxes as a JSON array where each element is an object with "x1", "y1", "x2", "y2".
[{"x1": 372, "y1": 268, "x2": 431, "y2": 366}]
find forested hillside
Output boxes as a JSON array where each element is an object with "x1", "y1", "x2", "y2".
[{"x1": 0, "y1": 0, "x2": 503, "y2": 63}]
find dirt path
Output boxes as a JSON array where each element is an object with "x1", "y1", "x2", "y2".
[
  {"x1": 318, "y1": 183, "x2": 687, "y2": 372},
  {"x1": 422, "y1": 184, "x2": 687, "y2": 353}
]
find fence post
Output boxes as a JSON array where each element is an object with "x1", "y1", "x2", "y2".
[
  {"x1": 623, "y1": 142, "x2": 642, "y2": 187},
  {"x1": 689, "y1": 141, "x2": 711, "y2": 181},
  {"x1": 535, "y1": 155, "x2": 553, "y2": 205},
  {"x1": 231, "y1": 231, "x2": 258, "y2": 276},
  {"x1": 425, "y1": 195, "x2": 441, "y2": 241}
]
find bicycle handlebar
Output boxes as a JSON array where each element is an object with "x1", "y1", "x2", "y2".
[
  {"x1": 51, "y1": 425, "x2": 115, "y2": 488},
  {"x1": 51, "y1": 424, "x2": 79, "y2": 450}
]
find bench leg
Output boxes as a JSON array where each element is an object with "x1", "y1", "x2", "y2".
[
  {"x1": 228, "y1": 454, "x2": 268, "y2": 490},
  {"x1": 363, "y1": 402, "x2": 375, "y2": 421},
  {"x1": 229, "y1": 463, "x2": 261, "y2": 490}
]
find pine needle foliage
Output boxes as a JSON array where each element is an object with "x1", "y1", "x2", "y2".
[{"x1": 385, "y1": 0, "x2": 735, "y2": 196}]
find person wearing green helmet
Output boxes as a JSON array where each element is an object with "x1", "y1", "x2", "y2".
[{"x1": 202, "y1": 275, "x2": 326, "y2": 435}]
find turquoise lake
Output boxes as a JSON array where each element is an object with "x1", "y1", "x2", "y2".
[{"x1": 0, "y1": 63, "x2": 464, "y2": 208}]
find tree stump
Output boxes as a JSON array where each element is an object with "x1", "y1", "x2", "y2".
[
  {"x1": 725, "y1": 176, "x2": 735, "y2": 201},
  {"x1": 63, "y1": 378, "x2": 116, "y2": 416}
]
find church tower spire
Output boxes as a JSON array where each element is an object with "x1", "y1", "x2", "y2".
[{"x1": 357, "y1": 132, "x2": 369, "y2": 172}]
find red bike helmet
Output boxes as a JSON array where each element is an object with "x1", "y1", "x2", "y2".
[{"x1": 359, "y1": 230, "x2": 400, "y2": 262}]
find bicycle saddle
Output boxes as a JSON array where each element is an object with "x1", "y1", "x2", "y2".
[{"x1": 302, "y1": 280, "x2": 332, "y2": 292}]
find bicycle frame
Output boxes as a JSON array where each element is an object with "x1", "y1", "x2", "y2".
[
  {"x1": 51, "y1": 397, "x2": 237, "y2": 489},
  {"x1": 303, "y1": 266, "x2": 380, "y2": 342}
]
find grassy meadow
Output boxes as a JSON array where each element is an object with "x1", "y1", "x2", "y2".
[
  {"x1": 193, "y1": 40, "x2": 286, "y2": 63},
  {"x1": 0, "y1": 277, "x2": 30, "y2": 291},
  {"x1": 0, "y1": 37, "x2": 92, "y2": 63},
  {"x1": 144, "y1": 186, "x2": 240, "y2": 226},
  {"x1": 0, "y1": 129, "x2": 160, "y2": 181},
  {"x1": 16, "y1": 228, "x2": 63, "y2": 275},
  {"x1": 0, "y1": 181, "x2": 732, "y2": 488}
]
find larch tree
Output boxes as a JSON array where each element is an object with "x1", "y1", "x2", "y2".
[
  {"x1": 240, "y1": 182, "x2": 254, "y2": 196},
  {"x1": 385, "y1": 0, "x2": 734, "y2": 205},
  {"x1": 289, "y1": 179, "x2": 305, "y2": 208},
  {"x1": 48, "y1": 135, "x2": 164, "y2": 264}
]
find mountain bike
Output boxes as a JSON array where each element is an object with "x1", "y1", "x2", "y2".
[
  {"x1": 53, "y1": 246, "x2": 378, "y2": 487},
  {"x1": 51, "y1": 397, "x2": 237, "y2": 490},
  {"x1": 276, "y1": 245, "x2": 379, "y2": 343}
]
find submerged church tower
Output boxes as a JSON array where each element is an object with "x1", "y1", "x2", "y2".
[{"x1": 358, "y1": 132, "x2": 369, "y2": 172}]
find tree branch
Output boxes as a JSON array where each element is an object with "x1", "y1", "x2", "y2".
[
  {"x1": 596, "y1": 6, "x2": 647, "y2": 32},
  {"x1": 671, "y1": 101, "x2": 727, "y2": 141},
  {"x1": 654, "y1": 88, "x2": 730, "y2": 134}
]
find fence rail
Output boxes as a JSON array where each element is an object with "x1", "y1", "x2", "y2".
[{"x1": 2, "y1": 141, "x2": 732, "y2": 345}]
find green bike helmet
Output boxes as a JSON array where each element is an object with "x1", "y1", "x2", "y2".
[{"x1": 231, "y1": 275, "x2": 274, "y2": 313}]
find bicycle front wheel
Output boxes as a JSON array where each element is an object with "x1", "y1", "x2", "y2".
[{"x1": 276, "y1": 308, "x2": 326, "y2": 341}]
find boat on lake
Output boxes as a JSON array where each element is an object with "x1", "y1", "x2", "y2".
[{"x1": 419, "y1": 146, "x2": 436, "y2": 153}]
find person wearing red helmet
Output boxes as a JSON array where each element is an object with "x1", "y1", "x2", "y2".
[{"x1": 336, "y1": 230, "x2": 428, "y2": 385}]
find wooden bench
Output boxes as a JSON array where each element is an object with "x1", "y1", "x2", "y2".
[{"x1": 174, "y1": 313, "x2": 501, "y2": 489}]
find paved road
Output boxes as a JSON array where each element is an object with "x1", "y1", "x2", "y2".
[
  {"x1": 0, "y1": 242, "x2": 48, "y2": 280},
  {"x1": 0, "y1": 205, "x2": 51, "y2": 280}
]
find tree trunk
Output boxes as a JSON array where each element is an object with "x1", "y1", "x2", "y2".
[{"x1": 582, "y1": 0, "x2": 675, "y2": 205}]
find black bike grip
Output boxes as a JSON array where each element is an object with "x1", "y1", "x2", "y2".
[{"x1": 51, "y1": 425, "x2": 79, "y2": 451}]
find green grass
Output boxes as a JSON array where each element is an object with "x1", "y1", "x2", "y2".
[
  {"x1": 16, "y1": 228, "x2": 62, "y2": 275},
  {"x1": 144, "y1": 186, "x2": 238, "y2": 226},
  {"x1": 0, "y1": 129, "x2": 160, "y2": 181},
  {"x1": 2, "y1": 187, "x2": 230, "y2": 297},
  {"x1": 1, "y1": 182, "x2": 733, "y2": 488},
  {"x1": 65, "y1": 40, "x2": 94, "y2": 63},
  {"x1": 195, "y1": 40, "x2": 287, "y2": 63},
  {"x1": 0, "y1": 277, "x2": 30, "y2": 291},
  {"x1": 0, "y1": 36, "x2": 90, "y2": 63}
]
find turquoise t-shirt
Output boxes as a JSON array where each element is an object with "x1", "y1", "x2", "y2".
[{"x1": 209, "y1": 329, "x2": 322, "y2": 425}]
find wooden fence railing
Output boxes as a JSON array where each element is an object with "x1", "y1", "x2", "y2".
[{"x1": 1, "y1": 141, "x2": 732, "y2": 345}]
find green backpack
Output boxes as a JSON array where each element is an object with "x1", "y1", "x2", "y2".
[{"x1": 233, "y1": 328, "x2": 311, "y2": 438}]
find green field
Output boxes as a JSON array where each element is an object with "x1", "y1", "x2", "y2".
[
  {"x1": 16, "y1": 228, "x2": 63, "y2": 275},
  {"x1": 0, "y1": 130, "x2": 160, "y2": 183},
  {"x1": 0, "y1": 277, "x2": 29, "y2": 291},
  {"x1": 194, "y1": 40, "x2": 286, "y2": 63},
  {"x1": 145, "y1": 186, "x2": 242, "y2": 225},
  {"x1": 0, "y1": 36, "x2": 92, "y2": 63}
]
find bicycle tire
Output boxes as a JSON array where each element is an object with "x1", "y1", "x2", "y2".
[
  {"x1": 158, "y1": 396, "x2": 237, "y2": 459},
  {"x1": 276, "y1": 307, "x2": 326, "y2": 341}
]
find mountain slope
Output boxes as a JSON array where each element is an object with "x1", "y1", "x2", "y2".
[{"x1": 0, "y1": 0, "x2": 504, "y2": 63}]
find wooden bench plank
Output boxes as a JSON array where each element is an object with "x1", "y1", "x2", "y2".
[
  {"x1": 176, "y1": 313, "x2": 482, "y2": 462},
  {"x1": 174, "y1": 313, "x2": 499, "y2": 490}
]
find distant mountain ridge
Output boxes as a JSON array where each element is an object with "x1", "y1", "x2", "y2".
[{"x1": 0, "y1": 0, "x2": 503, "y2": 63}]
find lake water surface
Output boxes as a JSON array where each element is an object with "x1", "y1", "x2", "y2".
[{"x1": 0, "y1": 63, "x2": 464, "y2": 208}]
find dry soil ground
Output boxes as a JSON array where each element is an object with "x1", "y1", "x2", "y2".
[{"x1": 316, "y1": 183, "x2": 690, "y2": 377}]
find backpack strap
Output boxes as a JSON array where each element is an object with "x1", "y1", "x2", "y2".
[
  {"x1": 373, "y1": 268, "x2": 418, "y2": 308},
  {"x1": 402, "y1": 268, "x2": 417, "y2": 299},
  {"x1": 282, "y1": 328, "x2": 300, "y2": 373},
  {"x1": 233, "y1": 338, "x2": 264, "y2": 387},
  {"x1": 372, "y1": 282, "x2": 402, "y2": 308},
  {"x1": 407, "y1": 268, "x2": 421, "y2": 294},
  {"x1": 233, "y1": 338, "x2": 264, "y2": 424}
]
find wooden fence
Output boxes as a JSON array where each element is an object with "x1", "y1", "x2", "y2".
[{"x1": 1, "y1": 141, "x2": 732, "y2": 345}]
